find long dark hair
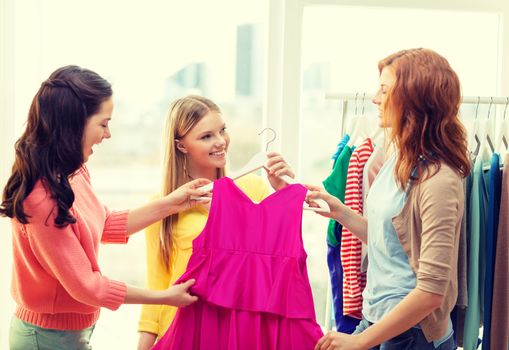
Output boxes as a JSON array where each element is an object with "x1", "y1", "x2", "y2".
[{"x1": 0, "y1": 65, "x2": 112, "y2": 227}]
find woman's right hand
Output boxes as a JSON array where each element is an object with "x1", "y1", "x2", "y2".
[
  {"x1": 304, "y1": 184, "x2": 345, "y2": 221},
  {"x1": 163, "y1": 178, "x2": 212, "y2": 213},
  {"x1": 125, "y1": 279, "x2": 198, "y2": 306},
  {"x1": 163, "y1": 279, "x2": 199, "y2": 307},
  {"x1": 135, "y1": 280, "x2": 198, "y2": 349}
]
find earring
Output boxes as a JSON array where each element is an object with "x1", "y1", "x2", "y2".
[
  {"x1": 183, "y1": 156, "x2": 188, "y2": 180},
  {"x1": 183, "y1": 156, "x2": 194, "y2": 180}
]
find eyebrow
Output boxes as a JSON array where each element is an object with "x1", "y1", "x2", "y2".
[{"x1": 196, "y1": 124, "x2": 226, "y2": 137}]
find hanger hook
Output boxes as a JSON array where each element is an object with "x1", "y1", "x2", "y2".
[
  {"x1": 258, "y1": 127, "x2": 276, "y2": 152},
  {"x1": 487, "y1": 96, "x2": 493, "y2": 119},
  {"x1": 361, "y1": 93, "x2": 366, "y2": 115},
  {"x1": 474, "y1": 96, "x2": 480, "y2": 119},
  {"x1": 504, "y1": 97, "x2": 509, "y2": 120},
  {"x1": 354, "y1": 92, "x2": 359, "y2": 116}
]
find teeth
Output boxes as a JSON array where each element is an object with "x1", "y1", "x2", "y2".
[{"x1": 210, "y1": 151, "x2": 225, "y2": 156}]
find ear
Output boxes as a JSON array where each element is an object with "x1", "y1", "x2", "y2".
[{"x1": 175, "y1": 140, "x2": 188, "y2": 154}]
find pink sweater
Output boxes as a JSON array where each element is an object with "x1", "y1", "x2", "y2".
[{"x1": 11, "y1": 166, "x2": 129, "y2": 330}]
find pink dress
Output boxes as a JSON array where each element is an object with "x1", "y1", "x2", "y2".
[{"x1": 152, "y1": 177, "x2": 323, "y2": 350}]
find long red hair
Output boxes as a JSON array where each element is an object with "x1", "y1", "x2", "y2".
[{"x1": 380, "y1": 48, "x2": 471, "y2": 187}]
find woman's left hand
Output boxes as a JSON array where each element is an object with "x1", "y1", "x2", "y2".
[
  {"x1": 315, "y1": 331, "x2": 365, "y2": 350},
  {"x1": 265, "y1": 151, "x2": 295, "y2": 191}
]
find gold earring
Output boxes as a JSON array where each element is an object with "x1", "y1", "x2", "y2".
[{"x1": 183, "y1": 156, "x2": 192, "y2": 180}]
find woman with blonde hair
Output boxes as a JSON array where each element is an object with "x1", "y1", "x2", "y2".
[
  {"x1": 309, "y1": 48, "x2": 470, "y2": 349},
  {"x1": 137, "y1": 95, "x2": 294, "y2": 349}
]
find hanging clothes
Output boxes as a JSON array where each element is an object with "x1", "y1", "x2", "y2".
[
  {"x1": 481, "y1": 153, "x2": 502, "y2": 350},
  {"x1": 323, "y1": 143, "x2": 359, "y2": 333},
  {"x1": 451, "y1": 166, "x2": 472, "y2": 348},
  {"x1": 323, "y1": 134, "x2": 349, "y2": 331},
  {"x1": 331, "y1": 134, "x2": 350, "y2": 163},
  {"x1": 341, "y1": 138, "x2": 374, "y2": 319},
  {"x1": 490, "y1": 154, "x2": 509, "y2": 349},
  {"x1": 323, "y1": 134, "x2": 350, "y2": 247},
  {"x1": 457, "y1": 173, "x2": 471, "y2": 309},
  {"x1": 153, "y1": 177, "x2": 323, "y2": 350},
  {"x1": 463, "y1": 157, "x2": 488, "y2": 350}
]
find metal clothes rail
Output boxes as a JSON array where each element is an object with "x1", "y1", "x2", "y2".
[
  {"x1": 326, "y1": 93, "x2": 509, "y2": 105},
  {"x1": 325, "y1": 93, "x2": 509, "y2": 137}
]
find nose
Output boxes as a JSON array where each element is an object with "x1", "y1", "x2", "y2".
[
  {"x1": 215, "y1": 135, "x2": 227, "y2": 148},
  {"x1": 372, "y1": 90, "x2": 381, "y2": 106},
  {"x1": 104, "y1": 128, "x2": 112, "y2": 139}
]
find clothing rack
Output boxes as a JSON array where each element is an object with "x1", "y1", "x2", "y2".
[
  {"x1": 326, "y1": 93, "x2": 509, "y2": 105},
  {"x1": 322, "y1": 93, "x2": 509, "y2": 332},
  {"x1": 325, "y1": 93, "x2": 509, "y2": 138}
]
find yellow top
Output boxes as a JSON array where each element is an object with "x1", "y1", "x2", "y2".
[{"x1": 138, "y1": 174, "x2": 271, "y2": 338}]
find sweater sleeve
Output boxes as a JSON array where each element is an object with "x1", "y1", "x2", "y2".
[
  {"x1": 138, "y1": 219, "x2": 172, "y2": 334},
  {"x1": 101, "y1": 208, "x2": 129, "y2": 244},
  {"x1": 24, "y1": 191, "x2": 127, "y2": 310},
  {"x1": 416, "y1": 169, "x2": 462, "y2": 295}
]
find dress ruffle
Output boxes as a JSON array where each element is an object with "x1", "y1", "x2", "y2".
[
  {"x1": 155, "y1": 300, "x2": 323, "y2": 350},
  {"x1": 176, "y1": 248, "x2": 316, "y2": 319}
]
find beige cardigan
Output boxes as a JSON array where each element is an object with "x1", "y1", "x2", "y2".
[{"x1": 392, "y1": 163, "x2": 464, "y2": 342}]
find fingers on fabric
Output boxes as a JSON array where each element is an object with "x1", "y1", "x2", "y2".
[
  {"x1": 188, "y1": 178, "x2": 211, "y2": 188},
  {"x1": 305, "y1": 190, "x2": 324, "y2": 201},
  {"x1": 304, "y1": 184, "x2": 324, "y2": 192},
  {"x1": 188, "y1": 188, "x2": 211, "y2": 198},
  {"x1": 179, "y1": 279, "x2": 196, "y2": 290},
  {"x1": 180, "y1": 279, "x2": 199, "y2": 304}
]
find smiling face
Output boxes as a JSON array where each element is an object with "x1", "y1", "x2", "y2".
[
  {"x1": 372, "y1": 66, "x2": 396, "y2": 128},
  {"x1": 176, "y1": 111, "x2": 230, "y2": 179},
  {"x1": 82, "y1": 97, "x2": 113, "y2": 162}
]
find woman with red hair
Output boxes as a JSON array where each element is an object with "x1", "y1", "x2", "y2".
[{"x1": 309, "y1": 48, "x2": 470, "y2": 350}]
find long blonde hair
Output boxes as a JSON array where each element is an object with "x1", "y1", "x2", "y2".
[{"x1": 160, "y1": 95, "x2": 225, "y2": 270}]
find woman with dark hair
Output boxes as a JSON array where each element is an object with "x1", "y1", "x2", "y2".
[
  {"x1": 309, "y1": 49, "x2": 470, "y2": 350},
  {"x1": 1, "y1": 65, "x2": 209, "y2": 349}
]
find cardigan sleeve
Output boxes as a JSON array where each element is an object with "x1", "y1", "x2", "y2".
[
  {"x1": 415, "y1": 169, "x2": 463, "y2": 295},
  {"x1": 24, "y1": 188, "x2": 127, "y2": 310}
]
